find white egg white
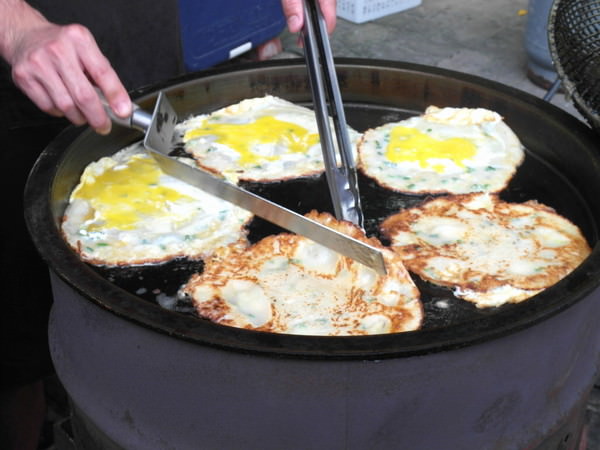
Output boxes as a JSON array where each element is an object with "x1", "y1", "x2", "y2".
[
  {"x1": 358, "y1": 106, "x2": 525, "y2": 194},
  {"x1": 61, "y1": 143, "x2": 253, "y2": 266},
  {"x1": 177, "y1": 95, "x2": 361, "y2": 183}
]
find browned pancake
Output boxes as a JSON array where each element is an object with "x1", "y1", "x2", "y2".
[
  {"x1": 380, "y1": 193, "x2": 591, "y2": 307},
  {"x1": 180, "y1": 211, "x2": 422, "y2": 335}
]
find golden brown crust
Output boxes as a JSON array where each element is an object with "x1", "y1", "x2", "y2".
[
  {"x1": 182, "y1": 211, "x2": 423, "y2": 335},
  {"x1": 381, "y1": 193, "x2": 591, "y2": 307}
]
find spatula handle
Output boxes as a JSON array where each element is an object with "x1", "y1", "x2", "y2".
[{"x1": 95, "y1": 88, "x2": 151, "y2": 132}]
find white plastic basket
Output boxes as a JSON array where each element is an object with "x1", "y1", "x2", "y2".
[{"x1": 337, "y1": 0, "x2": 422, "y2": 24}]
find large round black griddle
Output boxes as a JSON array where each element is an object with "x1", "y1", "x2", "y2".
[{"x1": 29, "y1": 59, "x2": 600, "y2": 359}]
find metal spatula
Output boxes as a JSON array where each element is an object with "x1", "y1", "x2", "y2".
[{"x1": 100, "y1": 92, "x2": 386, "y2": 275}]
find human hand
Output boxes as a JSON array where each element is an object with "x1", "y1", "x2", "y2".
[
  {"x1": 3, "y1": 8, "x2": 131, "y2": 134},
  {"x1": 281, "y1": 0, "x2": 337, "y2": 34}
]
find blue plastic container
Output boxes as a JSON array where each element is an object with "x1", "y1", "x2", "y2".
[{"x1": 178, "y1": 0, "x2": 287, "y2": 72}]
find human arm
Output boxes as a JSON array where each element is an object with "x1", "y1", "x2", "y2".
[
  {"x1": 0, "y1": 0, "x2": 131, "y2": 134},
  {"x1": 281, "y1": 0, "x2": 337, "y2": 34}
]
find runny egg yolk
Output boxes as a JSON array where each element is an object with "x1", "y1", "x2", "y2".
[
  {"x1": 386, "y1": 126, "x2": 477, "y2": 173},
  {"x1": 184, "y1": 116, "x2": 320, "y2": 166},
  {"x1": 72, "y1": 154, "x2": 193, "y2": 230}
]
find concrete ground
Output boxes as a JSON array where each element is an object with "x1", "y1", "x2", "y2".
[{"x1": 277, "y1": 0, "x2": 585, "y2": 122}]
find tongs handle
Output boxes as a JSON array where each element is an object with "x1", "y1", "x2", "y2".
[{"x1": 302, "y1": 0, "x2": 364, "y2": 228}]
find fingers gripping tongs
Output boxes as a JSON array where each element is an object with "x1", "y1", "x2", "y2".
[{"x1": 302, "y1": 0, "x2": 364, "y2": 229}]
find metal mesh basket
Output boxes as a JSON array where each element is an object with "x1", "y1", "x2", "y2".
[{"x1": 548, "y1": 0, "x2": 600, "y2": 133}]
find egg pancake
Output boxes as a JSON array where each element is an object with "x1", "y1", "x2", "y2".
[
  {"x1": 380, "y1": 193, "x2": 591, "y2": 308},
  {"x1": 180, "y1": 211, "x2": 422, "y2": 335},
  {"x1": 177, "y1": 95, "x2": 361, "y2": 183},
  {"x1": 61, "y1": 143, "x2": 253, "y2": 266},
  {"x1": 358, "y1": 106, "x2": 525, "y2": 194}
]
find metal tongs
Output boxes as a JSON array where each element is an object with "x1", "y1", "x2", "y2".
[{"x1": 302, "y1": 0, "x2": 364, "y2": 229}]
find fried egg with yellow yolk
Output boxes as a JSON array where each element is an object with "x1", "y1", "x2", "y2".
[
  {"x1": 61, "y1": 143, "x2": 253, "y2": 266},
  {"x1": 180, "y1": 211, "x2": 422, "y2": 336},
  {"x1": 177, "y1": 95, "x2": 361, "y2": 183},
  {"x1": 358, "y1": 106, "x2": 525, "y2": 194}
]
